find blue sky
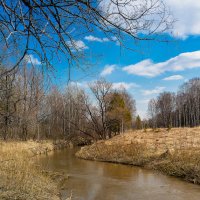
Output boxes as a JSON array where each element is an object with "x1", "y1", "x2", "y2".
[{"x1": 29, "y1": 0, "x2": 200, "y2": 118}]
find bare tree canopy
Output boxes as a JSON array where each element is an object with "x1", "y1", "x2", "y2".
[{"x1": 0, "y1": 0, "x2": 173, "y2": 74}]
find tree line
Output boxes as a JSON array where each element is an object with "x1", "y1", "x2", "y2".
[
  {"x1": 147, "y1": 78, "x2": 200, "y2": 128},
  {"x1": 0, "y1": 64, "x2": 136, "y2": 141}
]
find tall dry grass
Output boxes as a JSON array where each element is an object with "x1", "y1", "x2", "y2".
[
  {"x1": 152, "y1": 149, "x2": 200, "y2": 184},
  {"x1": 0, "y1": 141, "x2": 60, "y2": 200},
  {"x1": 76, "y1": 128, "x2": 200, "y2": 185}
]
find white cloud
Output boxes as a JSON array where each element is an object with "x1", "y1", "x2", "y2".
[
  {"x1": 85, "y1": 35, "x2": 110, "y2": 43},
  {"x1": 99, "y1": 0, "x2": 173, "y2": 37},
  {"x1": 112, "y1": 82, "x2": 139, "y2": 90},
  {"x1": 98, "y1": 0, "x2": 200, "y2": 39},
  {"x1": 67, "y1": 40, "x2": 88, "y2": 51},
  {"x1": 136, "y1": 98, "x2": 153, "y2": 119},
  {"x1": 84, "y1": 35, "x2": 119, "y2": 45},
  {"x1": 163, "y1": 75, "x2": 184, "y2": 81},
  {"x1": 136, "y1": 110, "x2": 148, "y2": 119},
  {"x1": 100, "y1": 65, "x2": 116, "y2": 76},
  {"x1": 164, "y1": 0, "x2": 200, "y2": 38},
  {"x1": 138, "y1": 99, "x2": 151, "y2": 104},
  {"x1": 69, "y1": 81, "x2": 85, "y2": 88},
  {"x1": 123, "y1": 59, "x2": 161, "y2": 77},
  {"x1": 123, "y1": 51, "x2": 200, "y2": 77},
  {"x1": 25, "y1": 54, "x2": 41, "y2": 65},
  {"x1": 70, "y1": 80, "x2": 139, "y2": 91},
  {"x1": 75, "y1": 40, "x2": 88, "y2": 50},
  {"x1": 142, "y1": 87, "x2": 165, "y2": 96}
]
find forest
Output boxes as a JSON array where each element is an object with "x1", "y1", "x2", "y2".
[
  {"x1": 148, "y1": 78, "x2": 200, "y2": 128},
  {"x1": 0, "y1": 63, "x2": 136, "y2": 141},
  {"x1": 1, "y1": 59, "x2": 200, "y2": 141}
]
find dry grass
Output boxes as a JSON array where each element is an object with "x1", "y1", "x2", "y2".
[
  {"x1": 76, "y1": 127, "x2": 200, "y2": 185},
  {"x1": 0, "y1": 141, "x2": 60, "y2": 200},
  {"x1": 76, "y1": 141, "x2": 155, "y2": 166},
  {"x1": 152, "y1": 149, "x2": 200, "y2": 184}
]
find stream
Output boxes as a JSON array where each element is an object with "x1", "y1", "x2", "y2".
[{"x1": 38, "y1": 148, "x2": 200, "y2": 200}]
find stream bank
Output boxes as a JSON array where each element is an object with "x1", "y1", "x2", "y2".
[
  {"x1": 0, "y1": 140, "x2": 70, "y2": 200},
  {"x1": 76, "y1": 128, "x2": 200, "y2": 185}
]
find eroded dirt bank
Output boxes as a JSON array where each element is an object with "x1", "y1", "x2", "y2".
[{"x1": 76, "y1": 128, "x2": 200, "y2": 184}]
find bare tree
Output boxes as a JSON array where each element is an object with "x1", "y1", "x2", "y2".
[
  {"x1": 14, "y1": 62, "x2": 45, "y2": 140},
  {"x1": 0, "y1": 0, "x2": 173, "y2": 75},
  {"x1": 147, "y1": 98, "x2": 157, "y2": 129},
  {"x1": 147, "y1": 78, "x2": 200, "y2": 129},
  {"x1": 0, "y1": 68, "x2": 17, "y2": 139},
  {"x1": 88, "y1": 79, "x2": 112, "y2": 139}
]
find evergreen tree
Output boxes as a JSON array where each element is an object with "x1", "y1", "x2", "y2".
[{"x1": 135, "y1": 115, "x2": 142, "y2": 130}]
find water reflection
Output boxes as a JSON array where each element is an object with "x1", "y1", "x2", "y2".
[{"x1": 38, "y1": 149, "x2": 200, "y2": 200}]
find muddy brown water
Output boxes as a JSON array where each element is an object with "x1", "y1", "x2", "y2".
[{"x1": 38, "y1": 148, "x2": 200, "y2": 200}]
